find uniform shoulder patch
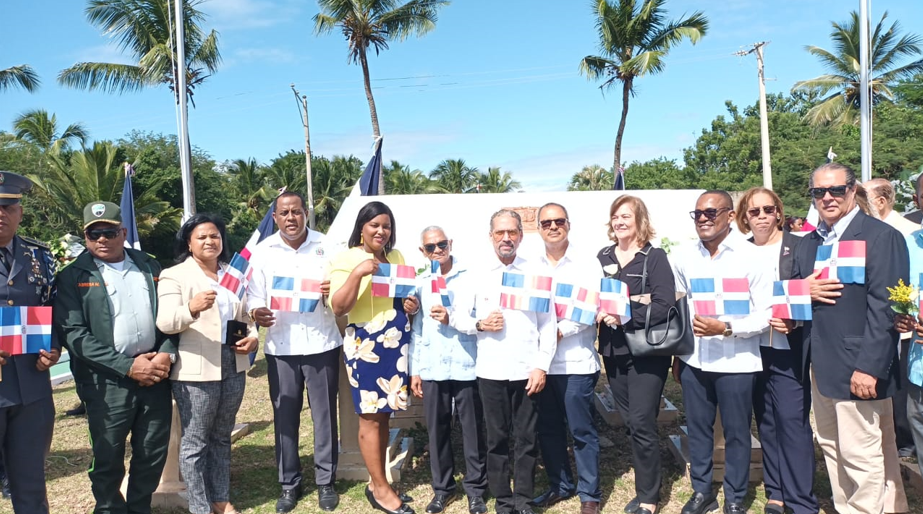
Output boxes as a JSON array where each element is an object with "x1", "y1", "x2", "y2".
[{"x1": 20, "y1": 236, "x2": 49, "y2": 249}]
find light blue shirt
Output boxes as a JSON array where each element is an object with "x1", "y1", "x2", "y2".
[
  {"x1": 816, "y1": 205, "x2": 861, "y2": 245},
  {"x1": 905, "y1": 230, "x2": 923, "y2": 387},
  {"x1": 410, "y1": 258, "x2": 478, "y2": 381},
  {"x1": 96, "y1": 254, "x2": 157, "y2": 357}
]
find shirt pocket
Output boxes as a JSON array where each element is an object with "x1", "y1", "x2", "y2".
[{"x1": 105, "y1": 281, "x2": 120, "y2": 317}]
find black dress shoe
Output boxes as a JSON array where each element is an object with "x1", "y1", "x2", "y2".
[
  {"x1": 723, "y1": 503, "x2": 746, "y2": 514},
  {"x1": 65, "y1": 403, "x2": 86, "y2": 416},
  {"x1": 681, "y1": 492, "x2": 719, "y2": 514},
  {"x1": 400, "y1": 492, "x2": 414, "y2": 503},
  {"x1": 530, "y1": 489, "x2": 574, "y2": 508},
  {"x1": 517, "y1": 509, "x2": 537, "y2": 514},
  {"x1": 636, "y1": 508, "x2": 656, "y2": 514},
  {"x1": 624, "y1": 497, "x2": 641, "y2": 513},
  {"x1": 276, "y1": 486, "x2": 302, "y2": 513},
  {"x1": 318, "y1": 484, "x2": 339, "y2": 511},
  {"x1": 467, "y1": 495, "x2": 487, "y2": 514},
  {"x1": 426, "y1": 493, "x2": 455, "y2": 513},
  {"x1": 366, "y1": 486, "x2": 416, "y2": 514}
]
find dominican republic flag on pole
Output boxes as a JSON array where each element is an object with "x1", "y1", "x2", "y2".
[
  {"x1": 771, "y1": 279, "x2": 812, "y2": 321},
  {"x1": 121, "y1": 163, "x2": 141, "y2": 250},
  {"x1": 0, "y1": 306, "x2": 52, "y2": 355},
  {"x1": 430, "y1": 261, "x2": 451, "y2": 307},
  {"x1": 814, "y1": 241, "x2": 866, "y2": 284},
  {"x1": 269, "y1": 275, "x2": 323, "y2": 313},
  {"x1": 219, "y1": 198, "x2": 279, "y2": 297},
  {"x1": 599, "y1": 278, "x2": 631, "y2": 322},
  {"x1": 689, "y1": 277, "x2": 751, "y2": 316},
  {"x1": 372, "y1": 263, "x2": 416, "y2": 298},
  {"x1": 499, "y1": 272, "x2": 552, "y2": 313}
]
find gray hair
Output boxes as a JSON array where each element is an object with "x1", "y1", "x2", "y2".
[
  {"x1": 489, "y1": 209, "x2": 523, "y2": 232},
  {"x1": 864, "y1": 178, "x2": 894, "y2": 207},
  {"x1": 809, "y1": 162, "x2": 857, "y2": 188},
  {"x1": 419, "y1": 225, "x2": 446, "y2": 240}
]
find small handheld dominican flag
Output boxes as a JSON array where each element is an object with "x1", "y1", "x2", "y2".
[
  {"x1": 219, "y1": 253, "x2": 253, "y2": 299},
  {"x1": 814, "y1": 240, "x2": 865, "y2": 284},
  {"x1": 599, "y1": 278, "x2": 631, "y2": 322},
  {"x1": 771, "y1": 279, "x2": 812, "y2": 321},
  {"x1": 499, "y1": 272, "x2": 552, "y2": 313},
  {"x1": 430, "y1": 261, "x2": 451, "y2": 307},
  {"x1": 372, "y1": 264, "x2": 416, "y2": 298},
  {"x1": 552, "y1": 283, "x2": 600, "y2": 325},
  {"x1": 0, "y1": 306, "x2": 52, "y2": 355},
  {"x1": 689, "y1": 277, "x2": 751, "y2": 316},
  {"x1": 269, "y1": 275, "x2": 323, "y2": 313}
]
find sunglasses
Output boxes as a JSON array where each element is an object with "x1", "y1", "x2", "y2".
[
  {"x1": 423, "y1": 240, "x2": 449, "y2": 253},
  {"x1": 808, "y1": 185, "x2": 851, "y2": 199},
  {"x1": 492, "y1": 229, "x2": 520, "y2": 240},
  {"x1": 539, "y1": 218, "x2": 568, "y2": 229},
  {"x1": 746, "y1": 205, "x2": 778, "y2": 218},
  {"x1": 86, "y1": 228, "x2": 121, "y2": 241},
  {"x1": 689, "y1": 207, "x2": 730, "y2": 221}
]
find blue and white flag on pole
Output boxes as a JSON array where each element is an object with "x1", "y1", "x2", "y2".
[{"x1": 120, "y1": 163, "x2": 141, "y2": 250}]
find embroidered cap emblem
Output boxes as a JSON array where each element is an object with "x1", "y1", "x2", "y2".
[{"x1": 92, "y1": 203, "x2": 106, "y2": 217}]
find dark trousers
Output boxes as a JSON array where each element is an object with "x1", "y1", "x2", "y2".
[
  {"x1": 78, "y1": 378, "x2": 172, "y2": 514},
  {"x1": 753, "y1": 348, "x2": 818, "y2": 514},
  {"x1": 478, "y1": 377, "x2": 539, "y2": 513},
  {"x1": 0, "y1": 395, "x2": 54, "y2": 514},
  {"x1": 266, "y1": 348, "x2": 340, "y2": 489},
  {"x1": 422, "y1": 379, "x2": 487, "y2": 497},
  {"x1": 604, "y1": 354, "x2": 670, "y2": 504},
  {"x1": 537, "y1": 372, "x2": 601, "y2": 503},
  {"x1": 894, "y1": 340, "x2": 914, "y2": 451},
  {"x1": 679, "y1": 361, "x2": 755, "y2": 504},
  {"x1": 906, "y1": 384, "x2": 923, "y2": 478}
]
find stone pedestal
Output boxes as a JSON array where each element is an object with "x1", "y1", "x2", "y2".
[
  {"x1": 667, "y1": 411, "x2": 763, "y2": 483},
  {"x1": 594, "y1": 384, "x2": 679, "y2": 427}
]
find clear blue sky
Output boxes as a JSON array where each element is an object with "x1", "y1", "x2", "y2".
[{"x1": 2, "y1": 0, "x2": 922, "y2": 191}]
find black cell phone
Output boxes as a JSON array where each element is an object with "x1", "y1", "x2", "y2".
[{"x1": 226, "y1": 320, "x2": 248, "y2": 345}]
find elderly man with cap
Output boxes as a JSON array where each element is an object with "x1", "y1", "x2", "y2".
[
  {"x1": 54, "y1": 201, "x2": 178, "y2": 514},
  {"x1": 0, "y1": 171, "x2": 58, "y2": 513}
]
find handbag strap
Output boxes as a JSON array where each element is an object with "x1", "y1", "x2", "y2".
[{"x1": 639, "y1": 250, "x2": 654, "y2": 336}]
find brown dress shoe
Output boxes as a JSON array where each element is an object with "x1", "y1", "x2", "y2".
[{"x1": 581, "y1": 501, "x2": 601, "y2": 514}]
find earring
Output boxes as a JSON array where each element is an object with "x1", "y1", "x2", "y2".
[{"x1": 360, "y1": 234, "x2": 364, "y2": 245}]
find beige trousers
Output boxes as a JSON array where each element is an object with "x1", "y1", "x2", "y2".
[{"x1": 811, "y1": 370, "x2": 907, "y2": 514}]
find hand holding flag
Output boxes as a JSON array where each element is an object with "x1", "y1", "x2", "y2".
[
  {"x1": 270, "y1": 275, "x2": 324, "y2": 313},
  {"x1": 430, "y1": 260, "x2": 451, "y2": 307},
  {"x1": 771, "y1": 280, "x2": 812, "y2": 320},
  {"x1": 599, "y1": 278, "x2": 631, "y2": 323},
  {"x1": 814, "y1": 241, "x2": 866, "y2": 284},
  {"x1": 689, "y1": 277, "x2": 751, "y2": 316}
]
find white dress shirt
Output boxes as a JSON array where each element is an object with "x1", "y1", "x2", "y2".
[
  {"x1": 754, "y1": 240, "x2": 789, "y2": 350},
  {"x1": 538, "y1": 246, "x2": 602, "y2": 376},
  {"x1": 248, "y1": 230, "x2": 343, "y2": 356},
  {"x1": 452, "y1": 255, "x2": 557, "y2": 381},
  {"x1": 672, "y1": 232, "x2": 772, "y2": 373}
]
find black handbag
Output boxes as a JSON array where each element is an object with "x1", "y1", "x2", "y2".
[{"x1": 621, "y1": 251, "x2": 694, "y2": 357}]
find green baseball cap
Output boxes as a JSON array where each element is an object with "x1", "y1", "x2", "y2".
[{"x1": 83, "y1": 201, "x2": 122, "y2": 230}]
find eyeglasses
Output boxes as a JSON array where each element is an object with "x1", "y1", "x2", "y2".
[
  {"x1": 491, "y1": 229, "x2": 520, "y2": 240},
  {"x1": 689, "y1": 207, "x2": 730, "y2": 220},
  {"x1": 423, "y1": 240, "x2": 449, "y2": 253},
  {"x1": 808, "y1": 185, "x2": 851, "y2": 199},
  {"x1": 86, "y1": 228, "x2": 121, "y2": 241},
  {"x1": 746, "y1": 205, "x2": 778, "y2": 218},
  {"x1": 539, "y1": 218, "x2": 568, "y2": 229}
]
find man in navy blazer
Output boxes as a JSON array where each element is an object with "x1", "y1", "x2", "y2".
[{"x1": 792, "y1": 163, "x2": 908, "y2": 514}]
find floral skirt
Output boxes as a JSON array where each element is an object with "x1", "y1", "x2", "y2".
[{"x1": 343, "y1": 301, "x2": 410, "y2": 414}]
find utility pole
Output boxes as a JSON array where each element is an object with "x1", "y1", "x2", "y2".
[
  {"x1": 174, "y1": 0, "x2": 195, "y2": 220},
  {"x1": 291, "y1": 84, "x2": 316, "y2": 229},
  {"x1": 735, "y1": 41, "x2": 773, "y2": 190}
]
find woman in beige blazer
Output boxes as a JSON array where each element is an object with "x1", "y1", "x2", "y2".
[{"x1": 157, "y1": 213, "x2": 258, "y2": 514}]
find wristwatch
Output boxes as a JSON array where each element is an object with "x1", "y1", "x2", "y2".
[
  {"x1": 168, "y1": 353, "x2": 177, "y2": 364},
  {"x1": 722, "y1": 322, "x2": 733, "y2": 337},
  {"x1": 476, "y1": 320, "x2": 484, "y2": 332}
]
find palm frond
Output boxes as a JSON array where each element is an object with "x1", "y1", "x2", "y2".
[
  {"x1": 57, "y1": 62, "x2": 152, "y2": 93},
  {"x1": 0, "y1": 65, "x2": 41, "y2": 93}
]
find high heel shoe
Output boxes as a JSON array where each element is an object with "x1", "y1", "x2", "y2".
[{"x1": 365, "y1": 486, "x2": 415, "y2": 514}]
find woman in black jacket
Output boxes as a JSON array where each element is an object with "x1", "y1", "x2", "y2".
[{"x1": 597, "y1": 195, "x2": 675, "y2": 514}]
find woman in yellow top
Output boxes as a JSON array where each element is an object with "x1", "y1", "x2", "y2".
[{"x1": 330, "y1": 201, "x2": 418, "y2": 514}]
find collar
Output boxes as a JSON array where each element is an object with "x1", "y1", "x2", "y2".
[
  {"x1": 696, "y1": 228, "x2": 742, "y2": 256},
  {"x1": 541, "y1": 242, "x2": 579, "y2": 268},
  {"x1": 264, "y1": 229, "x2": 323, "y2": 252},
  {"x1": 489, "y1": 254, "x2": 526, "y2": 271},
  {"x1": 94, "y1": 252, "x2": 133, "y2": 271},
  {"x1": 913, "y1": 229, "x2": 923, "y2": 248},
  {"x1": 429, "y1": 256, "x2": 466, "y2": 280},
  {"x1": 817, "y1": 205, "x2": 860, "y2": 239}
]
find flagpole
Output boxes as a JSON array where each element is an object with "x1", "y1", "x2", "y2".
[
  {"x1": 174, "y1": 0, "x2": 196, "y2": 220},
  {"x1": 859, "y1": 0, "x2": 872, "y2": 182}
]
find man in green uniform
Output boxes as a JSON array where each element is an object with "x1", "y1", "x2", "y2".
[
  {"x1": 0, "y1": 171, "x2": 58, "y2": 513},
  {"x1": 54, "y1": 201, "x2": 177, "y2": 514}
]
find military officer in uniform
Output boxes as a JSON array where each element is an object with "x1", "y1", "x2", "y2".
[{"x1": 0, "y1": 171, "x2": 59, "y2": 513}]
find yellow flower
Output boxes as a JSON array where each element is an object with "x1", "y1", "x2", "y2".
[{"x1": 887, "y1": 279, "x2": 915, "y2": 304}]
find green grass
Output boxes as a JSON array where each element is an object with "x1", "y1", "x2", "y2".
[{"x1": 8, "y1": 351, "x2": 921, "y2": 513}]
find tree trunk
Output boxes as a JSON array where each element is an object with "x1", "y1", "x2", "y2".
[
  {"x1": 613, "y1": 78, "x2": 632, "y2": 189},
  {"x1": 358, "y1": 46, "x2": 383, "y2": 194}
]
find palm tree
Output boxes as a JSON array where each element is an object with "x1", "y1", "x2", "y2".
[
  {"x1": 386, "y1": 161, "x2": 438, "y2": 194},
  {"x1": 313, "y1": 155, "x2": 363, "y2": 230},
  {"x1": 313, "y1": 0, "x2": 449, "y2": 139},
  {"x1": 0, "y1": 65, "x2": 40, "y2": 92},
  {"x1": 580, "y1": 0, "x2": 707, "y2": 186},
  {"x1": 475, "y1": 167, "x2": 521, "y2": 193},
  {"x1": 568, "y1": 164, "x2": 613, "y2": 191},
  {"x1": 227, "y1": 157, "x2": 274, "y2": 211},
  {"x1": 13, "y1": 109, "x2": 88, "y2": 154},
  {"x1": 792, "y1": 11, "x2": 923, "y2": 127},
  {"x1": 429, "y1": 158, "x2": 478, "y2": 194},
  {"x1": 58, "y1": 0, "x2": 221, "y2": 106}
]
